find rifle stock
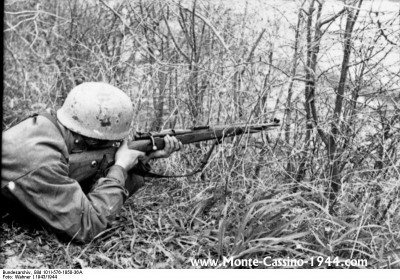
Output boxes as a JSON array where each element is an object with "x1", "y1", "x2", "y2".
[{"x1": 69, "y1": 122, "x2": 279, "y2": 181}]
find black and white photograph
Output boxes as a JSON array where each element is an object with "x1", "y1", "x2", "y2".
[{"x1": 1, "y1": 0, "x2": 400, "y2": 272}]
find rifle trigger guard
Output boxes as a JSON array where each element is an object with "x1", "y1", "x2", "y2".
[{"x1": 149, "y1": 133, "x2": 157, "y2": 151}]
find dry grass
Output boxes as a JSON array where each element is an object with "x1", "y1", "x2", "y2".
[
  {"x1": 2, "y1": 0, "x2": 400, "y2": 269},
  {"x1": 2, "y1": 148, "x2": 400, "y2": 269}
]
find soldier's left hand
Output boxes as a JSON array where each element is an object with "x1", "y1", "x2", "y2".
[{"x1": 148, "y1": 135, "x2": 183, "y2": 159}]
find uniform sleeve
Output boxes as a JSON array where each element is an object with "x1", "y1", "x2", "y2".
[
  {"x1": 123, "y1": 161, "x2": 151, "y2": 196},
  {"x1": 5, "y1": 161, "x2": 130, "y2": 243}
]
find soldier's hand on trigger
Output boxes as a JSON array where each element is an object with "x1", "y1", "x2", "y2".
[
  {"x1": 115, "y1": 139, "x2": 146, "y2": 172},
  {"x1": 148, "y1": 135, "x2": 183, "y2": 160}
]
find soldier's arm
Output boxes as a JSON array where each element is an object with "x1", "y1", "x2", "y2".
[{"x1": 5, "y1": 161, "x2": 130, "y2": 243}]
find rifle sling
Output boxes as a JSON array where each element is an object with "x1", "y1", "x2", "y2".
[{"x1": 142, "y1": 140, "x2": 220, "y2": 178}]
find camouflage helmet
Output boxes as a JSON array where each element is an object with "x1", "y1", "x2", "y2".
[{"x1": 57, "y1": 82, "x2": 134, "y2": 140}]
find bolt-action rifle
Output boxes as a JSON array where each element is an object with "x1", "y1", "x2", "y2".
[{"x1": 69, "y1": 120, "x2": 280, "y2": 181}]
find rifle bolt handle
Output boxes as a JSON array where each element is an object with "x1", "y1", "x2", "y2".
[
  {"x1": 91, "y1": 161, "x2": 98, "y2": 168},
  {"x1": 149, "y1": 133, "x2": 157, "y2": 151}
]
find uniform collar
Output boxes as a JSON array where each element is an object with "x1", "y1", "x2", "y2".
[{"x1": 56, "y1": 122, "x2": 86, "y2": 154}]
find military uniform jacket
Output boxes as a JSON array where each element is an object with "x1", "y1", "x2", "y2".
[{"x1": 1, "y1": 113, "x2": 143, "y2": 243}]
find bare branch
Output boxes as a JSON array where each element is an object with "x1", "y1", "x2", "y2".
[
  {"x1": 377, "y1": 19, "x2": 399, "y2": 46},
  {"x1": 319, "y1": 8, "x2": 346, "y2": 27},
  {"x1": 246, "y1": 29, "x2": 266, "y2": 63},
  {"x1": 161, "y1": 10, "x2": 190, "y2": 63},
  {"x1": 98, "y1": 0, "x2": 163, "y2": 65},
  {"x1": 174, "y1": 1, "x2": 236, "y2": 64}
]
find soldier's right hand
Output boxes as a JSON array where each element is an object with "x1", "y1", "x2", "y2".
[{"x1": 115, "y1": 140, "x2": 146, "y2": 172}]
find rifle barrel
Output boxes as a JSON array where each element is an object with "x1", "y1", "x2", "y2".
[{"x1": 130, "y1": 122, "x2": 279, "y2": 153}]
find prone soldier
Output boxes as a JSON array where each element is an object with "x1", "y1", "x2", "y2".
[{"x1": 1, "y1": 82, "x2": 182, "y2": 243}]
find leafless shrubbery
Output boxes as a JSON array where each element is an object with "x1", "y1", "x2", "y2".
[{"x1": 2, "y1": 0, "x2": 400, "y2": 268}]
